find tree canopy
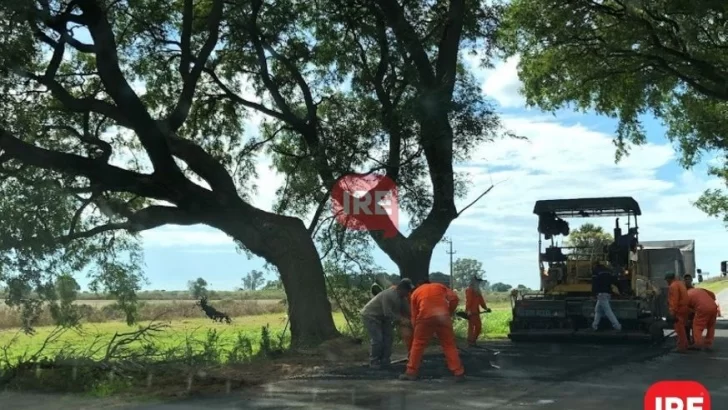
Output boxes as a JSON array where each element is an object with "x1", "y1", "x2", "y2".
[
  {"x1": 242, "y1": 270, "x2": 264, "y2": 291},
  {"x1": 452, "y1": 257, "x2": 485, "y2": 288},
  {"x1": 187, "y1": 277, "x2": 209, "y2": 299},
  {"x1": 0, "y1": 0, "x2": 507, "y2": 343},
  {"x1": 489, "y1": 282, "x2": 511, "y2": 292},
  {"x1": 497, "y1": 0, "x2": 728, "y2": 223},
  {"x1": 564, "y1": 223, "x2": 613, "y2": 260}
]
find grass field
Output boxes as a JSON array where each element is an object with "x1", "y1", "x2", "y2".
[
  {"x1": 696, "y1": 277, "x2": 728, "y2": 293},
  {"x1": 0, "y1": 304, "x2": 511, "y2": 366},
  {"x1": 0, "y1": 299, "x2": 283, "y2": 308}
]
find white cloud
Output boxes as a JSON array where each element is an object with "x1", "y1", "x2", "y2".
[
  {"x1": 249, "y1": 154, "x2": 285, "y2": 212},
  {"x1": 446, "y1": 115, "x2": 728, "y2": 285},
  {"x1": 138, "y1": 53, "x2": 728, "y2": 285},
  {"x1": 481, "y1": 56, "x2": 525, "y2": 108},
  {"x1": 142, "y1": 225, "x2": 234, "y2": 248}
]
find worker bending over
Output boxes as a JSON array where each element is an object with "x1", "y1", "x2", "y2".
[
  {"x1": 666, "y1": 272, "x2": 690, "y2": 353},
  {"x1": 361, "y1": 279, "x2": 415, "y2": 368},
  {"x1": 400, "y1": 281, "x2": 465, "y2": 382},
  {"x1": 465, "y1": 276, "x2": 489, "y2": 346},
  {"x1": 687, "y1": 286, "x2": 719, "y2": 351}
]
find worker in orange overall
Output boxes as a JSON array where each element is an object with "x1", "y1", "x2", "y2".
[
  {"x1": 687, "y1": 287, "x2": 719, "y2": 350},
  {"x1": 665, "y1": 272, "x2": 690, "y2": 353},
  {"x1": 399, "y1": 280, "x2": 465, "y2": 382},
  {"x1": 465, "y1": 276, "x2": 489, "y2": 347}
]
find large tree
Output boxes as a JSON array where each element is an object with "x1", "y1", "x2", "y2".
[
  {"x1": 0, "y1": 0, "x2": 506, "y2": 344},
  {"x1": 0, "y1": 0, "x2": 338, "y2": 346},
  {"x1": 497, "y1": 1, "x2": 728, "y2": 223},
  {"x1": 243, "y1": 0, "x2": 509, "y2": 283},
  {"x1": 452, "y1": 257, "x2": 485, "y2": 288}
]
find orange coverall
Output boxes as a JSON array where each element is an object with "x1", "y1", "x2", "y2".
[
  {"x1": 465, "y1": 287, "x2": 487, "y2": 345},
  {"x1": 406, "y1": 283, "x2": 464, "y2": 377},
  {"x1": 687, "y1": 288, "x2": 718, "y2": 348},
  {"x1": 668, "y1": 280, "x2": 690, "y2": 352}
]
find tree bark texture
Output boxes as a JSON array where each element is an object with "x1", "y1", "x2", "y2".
[{"x1": 209, "y1": 206, "x2": 340, "y2": 347}]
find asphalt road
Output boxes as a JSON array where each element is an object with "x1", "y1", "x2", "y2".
[{"x1": 4, "y1": 290, "x2": 728, "y2": 410}]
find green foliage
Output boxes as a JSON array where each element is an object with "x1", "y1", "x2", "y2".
[
  {"x1": 564, "y1": 223, "x2": 613, "y2": 260},
  {"x1": 429, "y1": 271, "x2": 452, "y2": 287},
  {"x1": 323, "y1": 260, "x2": 377, "y2": 337},
  {"x1": 489, "y1": 282, "x2": 512, "y2": 292},
  {"x1": 452, "y1": 258, "x2": 486, "y2": 289},
  {"x1": 497, "y1": 0, "x2": 728, "y2": 223},
  {"x1": 187, "y1": 278, "x2": 209, "y2": 300},
  {"x1": 0, "y1": 0, "x2": 512, "y2": 340},
  {"x1": 242, "y1": 270, "x2": 265, "y2": 291},
  {"x1": 48, "y1": 274, "x2": 82, "y2": 328}
]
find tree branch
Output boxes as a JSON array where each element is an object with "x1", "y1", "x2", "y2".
[
  {"x1": 166, "y1": 0, "x2": 224, "y2": 132},
  {"x1": 434, "y1": 0, "x2": 465, "y2": 97},
  {"x1": 166, "y1": 135, "x2": 239, "y2": 197},
  {"x1": 62, "y1": 205, "x2": 200, "y2": 243},
  {"x1": 373, "y1": 0, "x2": 436, "y2": 87},
  {"x1": 179, "y1": 0, "x2": 194, "y2": 79},
  {"x1": 456, "y1": 185, "x2": 494, "y2": 217},
  {"x1": 203, "y1": 67, "x2": 288, "y2": 122},
  {"x1": 0, "y1": 126, "x2": 165, "y2": 200},
  {"x1": 76, "y1": 0, "x2": 182, "y2": 178}
]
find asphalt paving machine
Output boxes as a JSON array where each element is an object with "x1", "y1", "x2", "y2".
[{"x1": 508, "y1": 197, "x2": 689, "y2": 343}]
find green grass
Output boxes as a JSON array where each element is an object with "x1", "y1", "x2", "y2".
[
  {"x1": 0, "y1": 313, "x2": 345, "y2": 364},
  {"x1": 0, "y1": 304, "x2": 512, "y2": 366},
  {"x1": 697, "y1": 277, "x2": 728, "y2": 294},
  {"x1": 453, "y1": 308, "x2": 511, "y2": 339}
]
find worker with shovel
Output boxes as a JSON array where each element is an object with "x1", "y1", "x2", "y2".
[
  {"x1": 399, "y1": 281, "x2": 465, "y2": 382},
  {"x1": 465, "y1": 276, "x2": 490, "y2": 347},
  {"x1": 361, "y1": 278, "x2": 415, "y2": 369}
]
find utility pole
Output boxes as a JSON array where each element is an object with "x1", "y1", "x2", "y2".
[{"x1": 445, "y1": 237, "x2": 456, "y2": 288}]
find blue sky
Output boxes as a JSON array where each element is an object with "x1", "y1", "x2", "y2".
[{"x1": 121, "y1": 55, "x2": 728, "y2": 292}]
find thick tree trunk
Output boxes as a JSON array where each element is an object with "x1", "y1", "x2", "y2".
[
  {"x1": 209, "y1": 206, "x2": 339, "y2": 347},
  {"x1": 392, "y1": 246, "x2": 433, "y2": 285}
]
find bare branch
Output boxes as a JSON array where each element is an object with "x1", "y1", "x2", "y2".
[{"x1": 456, "y1": 185, "x2": 494, "y2": 217}]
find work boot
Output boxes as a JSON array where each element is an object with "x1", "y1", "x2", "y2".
[{"x1": 398, "y1": 373, "x2": 417, "y2": 381}]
